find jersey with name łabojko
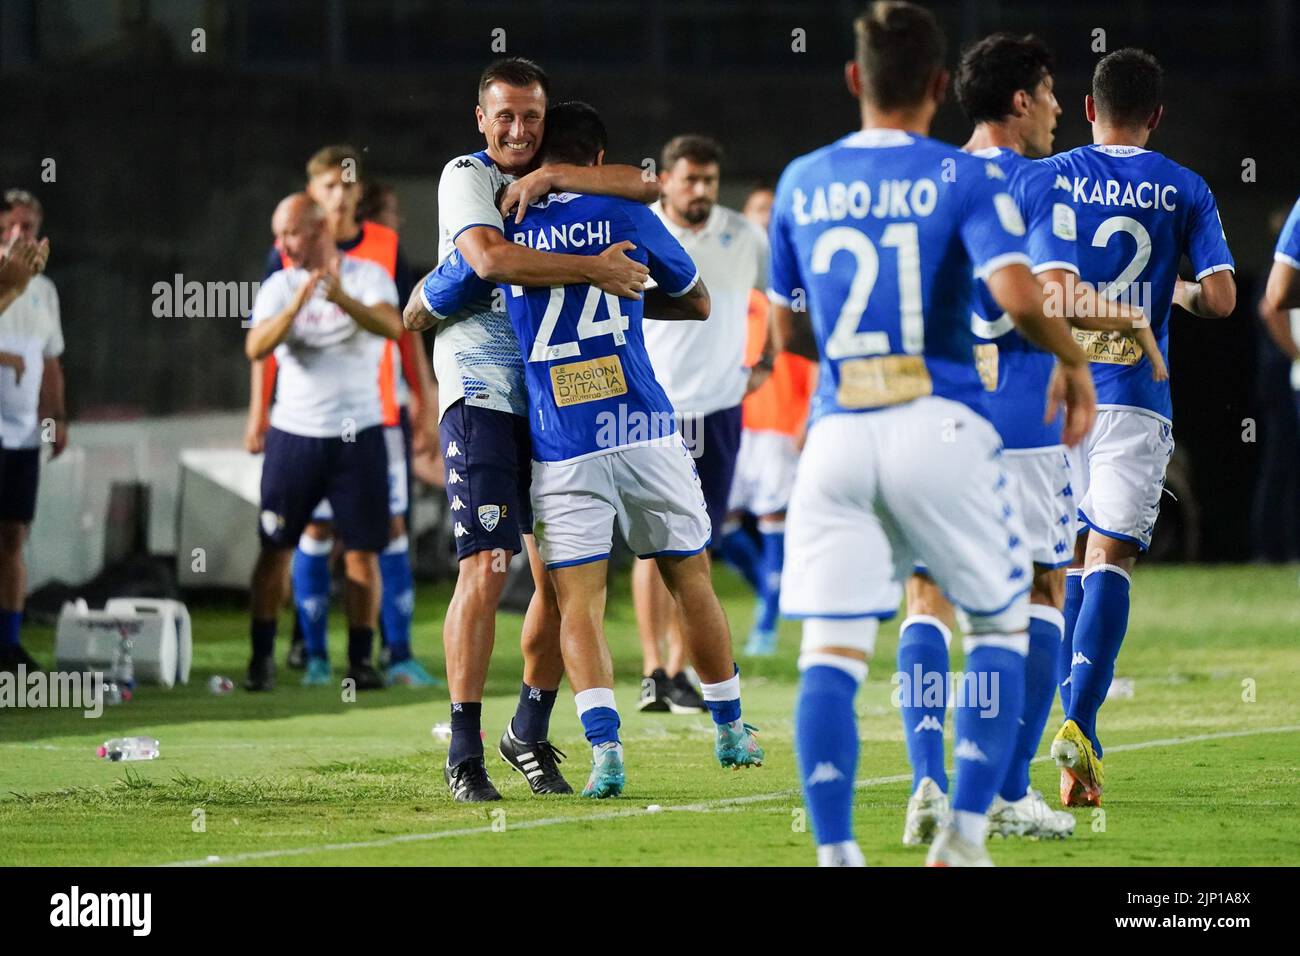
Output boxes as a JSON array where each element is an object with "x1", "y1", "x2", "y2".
[
  {"x1": 251, "y1": 258, "x2": 398, "y2": 438},
  {"x1": 768, "y1": 129, "x2": 1031, "y2": 426},
  {"x1": 423, "y1": 191, "x2": 700, "y2": 464},
  {"x1": 970, "y1": 147, "x2": 1079, "y2": 449},
  {"x1": 1038, "y1": 144, "x2": 1234, "y2": 423},
  {"x1": 432, "y1": 149, "x2": 528, "y2": 421}
]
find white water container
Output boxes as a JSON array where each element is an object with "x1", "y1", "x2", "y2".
[{"x1": 55, "y1": 598, "x2": 192, "y2": 688}]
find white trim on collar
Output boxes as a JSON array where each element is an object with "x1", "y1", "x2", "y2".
[{"x1": 842, "y1": 129, "x2": 914, "y2": 148}]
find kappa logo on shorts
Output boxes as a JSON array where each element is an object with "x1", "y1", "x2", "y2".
[
  {"x1": 446, "y1": 441, "x2": 462, "y2": 457},
  {"x1": 478, "y1": 504, "x2": 507, "y2": 532},
  {"x1": 259, "y1": 510, "x2": 283, "y2": 537},
  {"x1": 447, "y1": 468, "x2": 463, "y2": 484},
  {"x1": 453, "y1": 522, "x2": 469, "y2": 538},
  {"x1": 450, "y1": 495, "x2": 465, "y2": 511}
]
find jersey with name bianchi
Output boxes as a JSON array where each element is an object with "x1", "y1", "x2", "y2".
[
  {"x1": 423, "y1": 190, "x2": 700, "y2": 463},
  {"x1": 1038, "y1": 144, "x2": 1234, "y2": 422},
  {"x1": 769, "y1": 129, "x2": 1031, "y2": 426},
  {"x1": 971, "y1": 147, "x2": 1079, "y2": 449}
]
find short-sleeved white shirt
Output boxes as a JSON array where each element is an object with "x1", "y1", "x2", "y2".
[
  {"x1": 642, "y1": 202, "x2": 767, "y2": 416},
  {"x1": 0, "y1": 274, "x2": 63, "y2": 448},
  {"x1": 251, "y1": 259, "x2": 397, "y2": 438},
  {"x1": 431, "y1": 151, "x2": 528, "y2": 421}
]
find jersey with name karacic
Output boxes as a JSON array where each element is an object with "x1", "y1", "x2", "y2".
[
  {"x1": 970, "y1": 146, "x2": 1080, "y2": 450},
  {"x1": 423, "y1": 191, "x2": 700, "y2": 463},
  {"x1": 768, "y1": 129, "x2": 1032, "y2": 426},
  {"x1": 1038, "y1": 144, "x2": 1234, "y2": 422}
]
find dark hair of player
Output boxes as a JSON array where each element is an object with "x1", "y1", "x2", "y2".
[
  {"x1": 1092, "y1": 48, "x2": 1163, "y2": 127},
  {"x1": 305, "y1": 144, "x2": 362, "y2": 181},
  {"x1": 660, "y1": 134, "x2": 723, "y2": 172},
  {"x1": 538, "y1": 101, "x2": 607, "y2": 166},
  {"x1": 954, "y1": 33, "x2": 1055, "y2": 125},
  {"x1": 853, "y1": 1, "x2": 946, "y2": 111},
  {"x1": 478, "y1": 57, "x2": 550, "y2": 104}
]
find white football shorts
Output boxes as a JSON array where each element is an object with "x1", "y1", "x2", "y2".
[
  {"x1": 727, "y1": 428, "x2": 800, "y2": 517},
  {"x1": 530, "y1": 438, "x2": 712, "y2": 569},
  {"x1": 1073, "y1": 408, "x2": 1174, "y2": 551},
  {"x1": 1002, "y1": 445, "x2": 1077, "y2": 568},
  {"x1": 781, "y1": 396, "x2": 1030, "y2": 631}
]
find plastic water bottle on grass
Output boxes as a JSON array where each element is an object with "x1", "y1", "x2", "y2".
[{"x1": 97, "y1": 737, "x2": 159, "y2": 761}]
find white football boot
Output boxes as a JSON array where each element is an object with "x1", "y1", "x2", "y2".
[
  {"x1": 902, "y1": 776, "x2": 949, "y2": 846},
  {"x1": 926, "y1": 823, "x2": 994, "y2": 867},
  {"x1": 988, "y1": 789, "x2": 1076, "y2": 839}
]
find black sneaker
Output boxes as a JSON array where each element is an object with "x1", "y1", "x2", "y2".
[
  {"x1": 286, "y1": 635, "x2": 306, "y2": 670},
  {"x1": 638, "y1": 667, "x2": 671, "y2": 712},
  {"x1": 445, "y1": 757, "x2": 503, "y2": 802},
  {"x1": 0, "y1": 643, "x2": 41, "y2": 674},
  {"x1": 245, "y1": 654, "x2": 275, "y2": 692},
  {"x1": 345, "y1": 661, "x2": 386, "y2": 691},
  {"x1": 665, "y1": 671, "x2": 707, "y2": 714},
  {"x1": 498, "y1": 728, "x2": 573, "y2": 794}
]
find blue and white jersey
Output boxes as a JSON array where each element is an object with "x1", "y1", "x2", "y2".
[
  {"x1": 970, "y1": 147, "x2": 1079, "y2": 449},
  {"x1": 1038, "y1": 145, "x2": 1234, "y2": 422},
  {"x1": 423, "y1": 191, "x2": 700, "y2": 463},
  {"x1": 768, "y1": 129, "x2": 1031, "y2": 426},
  {"x1": 1275, "y1": 196, "x2": 1300, "y2": 269}
]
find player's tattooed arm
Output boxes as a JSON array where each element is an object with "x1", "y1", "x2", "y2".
[
  {"x1": 499, "y1": 164, "x2": 660, "y2": 224},
  {"x1": 985, "y1": 262, "x2": 1096, "y2": 446},
  {"x1": 1173, "y1": 273, "x2": 1236, "y2": 319},
  {"x1": 403, "y1": 277, "x2": 438, "y2": 332},
  {"x1": 644, "y1": 277, "x2": 710, "y2": 321},
  {"x1": 457, "y1": 227, "x2": 649, "y2": 299},
  {"x1": 246, "y1": 268, "x2": 323, "y2": 361},
  {"x1": 770, "y1": 302, "x2": 819, "y2": 362}
]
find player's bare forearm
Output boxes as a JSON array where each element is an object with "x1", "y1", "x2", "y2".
[
  {"x1": 403, "y1": 281, "x2": 438, "y2": 331},
  {"x1": 245, "y1": 306, "x2": 297, "y2": 361},
  {"x1": 1263, "y1": 261, "x2": 1300, "y2": 313},
  {"x1": 548, "y1": 164, "x2": 660, "y2": 205},
  {"x1": 37, "y1": 358, "x2": 66, "y2": 421},
  {"x1": 458, "y1": 229, "x2": 647, "y2": 299},
  {"x1": 339, "y1": 296, "x2": 403, "y2": 340},
  {"x1": 1174, "y1": 273, "x2": 1236, "y2": 319},
  {"x1": 987, "y1": 264, "x2": 1088, "y2": 368},
  {"x1": 644, "y1": 279, "x2": 710, "y2": 321},
  {"x1": 772, "y1": 303, "x2": 818, "y2": 361},
  {"x1": 1259, "y1": 298, "x2": 1300, "y2": 360}
]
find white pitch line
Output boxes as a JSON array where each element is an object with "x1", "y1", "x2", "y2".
[{"x1": 158, "y1": 724, "x2": 1299, "y2": 867}]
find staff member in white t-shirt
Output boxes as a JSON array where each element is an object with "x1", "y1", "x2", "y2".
[
  {"x1": 243, "y1": 193, "x2": 403, "y2": 692},
  {"x1": 634, "y1": 136, "x2": 770, "y2": 714},
  {"x1": 0, "y1": 189, "x2": 61, "y2": 675}
]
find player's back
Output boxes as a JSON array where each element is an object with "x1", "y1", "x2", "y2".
[
  {"x1": 770, "y1": 130, "x2": 1031, "y2": 423},
  {"x1": 1039, "y1": 144, "x2": 1233, "y2": 420},
  {"x1": 503, "y1": 192, "x2": 697, "y2": 463}
]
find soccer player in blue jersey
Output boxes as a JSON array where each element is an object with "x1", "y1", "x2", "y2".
[
  {"x1": 769, "y1": 1, "x2": 1096, "y2": 867},
  {"x1": 896, "y1": 33, "x2": 1166, "y2": 845},
  {"x1": 420, "y1": 101, "x2": 764, "y2": 798},
  {"x1": 1040, "y1": 49, "x2": 1236, "y2": 808},
  {"x1": 1263, "y1": 196, "x2": 1300, "y2": 312}
]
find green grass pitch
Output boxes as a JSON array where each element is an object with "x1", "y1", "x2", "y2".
[{"x1": 1, "y1": 564, "x2": 1297, "y2": 866}]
